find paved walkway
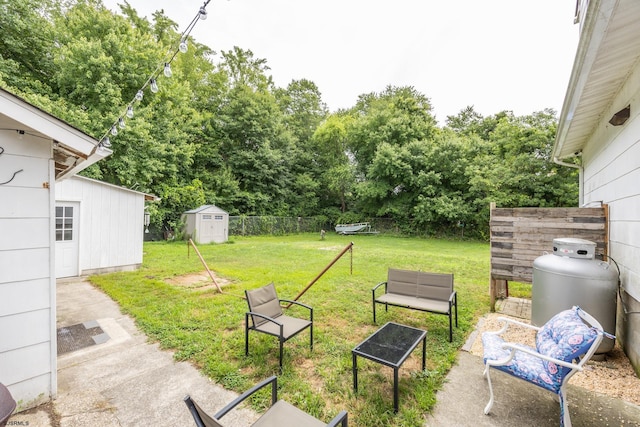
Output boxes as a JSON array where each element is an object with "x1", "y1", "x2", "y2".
[
  {"x1": 428, "y1": 297, "x2": 640, "y2": 426},
  {"x1": 7, "y1": 286, "x2": 640, "y2": 426},
  {"x1": 495, "y1": 296, "x2": 531, "y2": 320},
  {"x1": 8, "y1": 279, "x2": 257, "y2": 427}
]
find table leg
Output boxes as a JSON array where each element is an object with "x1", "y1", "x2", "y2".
[
  {"x1": 422, "y1": 336, "x2": 426, "y2": 371},
  {"x1": 393, "y1": 367, "x2": 399, "y2": 412},
  {"x1": 353, "y1": 352, "x2": 358, "y2": 392}
]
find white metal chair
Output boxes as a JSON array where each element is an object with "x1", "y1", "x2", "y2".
[{"x1": 482, "y1": 306, "x2": 607, "y2": 427}]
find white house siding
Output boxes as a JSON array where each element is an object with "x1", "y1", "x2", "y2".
[
  {"x1": 55, "y1": 176, "x2": 145, "y2": 276},
  {"x1": 0, "y1": 134, "x2": 57, "y2": 409},
  {"x1": 580, "y1": 61, "x2": 640, "y2": 371}
]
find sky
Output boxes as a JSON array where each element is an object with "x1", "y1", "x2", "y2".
[{"x1": 101, "y1": 0, "x2": 580, "y2": 124}]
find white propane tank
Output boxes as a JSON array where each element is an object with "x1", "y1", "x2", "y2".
[{"x1": 532, "y1": 238, "x2": 618, "y2": 356}]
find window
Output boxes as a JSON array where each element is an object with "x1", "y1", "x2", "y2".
[
  {"x1": 56, "y1": 206, "x2": 74, "y2": 241},
  {"x1": 214, "y1": 215, "x2": 223, "y2": 220},
  {"x1": 202, "y1": 214, "x2": 212, "y2": 220}
]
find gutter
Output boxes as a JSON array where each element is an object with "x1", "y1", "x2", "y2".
[{"x1": 553, "y1": 155, "x2": 583, "y2": 206}]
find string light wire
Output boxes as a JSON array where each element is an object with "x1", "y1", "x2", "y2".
[{"x1": 98, "y1": 0, "x2": 212, "y2": 148}]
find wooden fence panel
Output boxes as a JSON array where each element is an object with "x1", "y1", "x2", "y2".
[{"x1": 489, "y1": 205, "x2": 608, "y2": 311}]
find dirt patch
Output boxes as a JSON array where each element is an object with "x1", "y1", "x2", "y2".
[
  {"x1": 166, "y1": 271, "x2": 232, "y2": 290},
  {"x1": 469, "y1": 313, "x2": 640, "y2": 406}
]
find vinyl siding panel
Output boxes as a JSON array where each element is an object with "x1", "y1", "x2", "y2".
[
  {"x1": 582, "y1": 78, "x2": 640, "y2": 303},
  {"x1": 0, "y1": 130, "x2": 55, "y2": 409},
  {"x1": 0, "y1": 341, "x2": 52, "y2": 387},
  {"x1": 0, "y1": 187, "x2": 49, "y2": 217},
  {"x1": 0, "y1": 218, "x2": 49, "y2": 250},
  {"x1": 0, "y1": 278, "x2": 50, "y2": 316},
  {"x1": 0, "y1": 247, "x2": 50, "y2": 283},
  {"x1": 0, "y1": 309, "x2": 51, "y2": 353}
]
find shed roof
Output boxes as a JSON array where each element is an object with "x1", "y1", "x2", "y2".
[
  {"x1": 554, "y1": 0, "x2": 640, "y2": 160},
  {"x1": 184, "y1": 205, "x2": 228, "y2": 214},
  {"x1": 66, "y1": 175, "x2": 159, "y2": 201}
]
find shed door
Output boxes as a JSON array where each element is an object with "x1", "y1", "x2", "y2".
[
  {"x1": 55, "y1": 202, "x2": 80, "y2": 278},
  {"x1": 211, "y1": 214, "x2": 227, "y2": 242},
  {"x1": 199, "y1": 214, "x2": 226, "y2": 243}
]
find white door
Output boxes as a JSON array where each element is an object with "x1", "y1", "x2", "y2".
[
  {"x1": 55, "y1": 202, "x2": 80, "y2": 278},
  {"x1": 211, "y1": 215, "x2": 227, "y2": 243}
]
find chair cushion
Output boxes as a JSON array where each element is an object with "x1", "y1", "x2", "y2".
[
  {"x1": 253, "y1": 315, "x2": 312, "y2": 339},
  {"x1": 375, "y1": 293, "x2": 451, "y2": 314},
  {"x1": 246, "y1": 283, "x2": 283, "y2": 327},
  {"x1": 482, "y1": 333, "x2": 561, "y2": 393},
  {"x1": 535, "y1": 307, "x2": 599, "y2": 385},
  {"x1": 252, "y1": 400, "x2": 326, "y2": 427}
]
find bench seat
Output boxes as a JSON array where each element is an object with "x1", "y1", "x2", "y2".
[
  {"x1": 373, "y1": 268, "x2": 458, "y2": 342},
  {"x1": 375, "y1": 293, "x2": 451, "y2": 313}
]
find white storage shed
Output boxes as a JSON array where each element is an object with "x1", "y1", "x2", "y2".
[
  {"x1": 55, "y1": 175, "x2": 156, "y2": 278},
  {"x1": 183, "y1": 205, "x2": 229, "y2": 244}
]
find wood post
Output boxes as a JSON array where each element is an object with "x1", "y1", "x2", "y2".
[
  {"x1": 188, "y1": 239, "x2": 222, "y2": 293},
  {"x1": 287, "y1": 242, "x2": 354, "y2": 308}
]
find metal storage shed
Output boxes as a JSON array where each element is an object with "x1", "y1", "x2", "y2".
[{"x1": 183, "y1": 205, "x2": 229, "y2": 244}]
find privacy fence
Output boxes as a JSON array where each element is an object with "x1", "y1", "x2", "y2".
[{"x1": 489, "y1": 204, "x2": 608, "y2": 310}]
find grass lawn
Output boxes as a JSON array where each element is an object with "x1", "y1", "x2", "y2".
[{"x1": 90, "y1": 233, "x2": 503, "y2": 426}]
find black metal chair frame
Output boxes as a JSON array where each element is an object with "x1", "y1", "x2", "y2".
[
  {"x1": 245, "y1": 290, "x2": 313, "y2": 370},
  {"x1": 184, "y1": 376, "x2": 348, "y2": 427}
]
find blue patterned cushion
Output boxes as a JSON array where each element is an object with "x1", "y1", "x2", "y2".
[
  {"x1": 482, "y1": 307, "x2": 599, "y2": 393},
  {"x1": 535, "y1": 307, "x2": 599, "y2": 386},
  {"x1": 483, "y1": 333, "x2": 560, "y2": 393}
]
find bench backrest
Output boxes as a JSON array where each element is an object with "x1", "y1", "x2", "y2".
[{"x1": 387, "y1": 268, "x2": 454, "y2": 301}]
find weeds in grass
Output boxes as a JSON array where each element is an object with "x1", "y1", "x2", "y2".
[{"x1": 90, "y1": 234, "x2": 506, "y2": 427}]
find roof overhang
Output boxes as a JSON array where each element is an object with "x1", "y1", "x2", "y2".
[
  {"x1": 67, "y1": 175, "x2": 159, "y2": 201},
  {"x1": 0, "y1": 87, "x2": 112, "y2": 179},
  {"x1": 554, "y1": 0, "x2": 640, "y2": 160}
]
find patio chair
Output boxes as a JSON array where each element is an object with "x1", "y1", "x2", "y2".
[
  {"x1": 245, "y1": 283, "x2": 313, "y2": 370},
  {"x1": 482, "y1": 306, "x2": 607, "y2": 427},
  {"x1": 184, "y1": 376, "x2": 348, "y2": 426}
]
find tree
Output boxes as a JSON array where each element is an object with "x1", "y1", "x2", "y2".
[
  {"x1": 0, "y1": 0, "x2": 58, "y2": 93},
  {"x1": 219, "y1": 46, "x2": 273, "y2": 91},
  {"x1": 210, "y1": 48, "x2": 297, "y2": 215},
  {"x1": 157, "y1": 179, "x2": 206, "y2": 235},
  {"x1": 311, "y1": 113, "x2": 356, "y2": 215},
  {"x1": 275, "y1": 79, "x2": 327, "y2": 144},
  {"x1": 348, "y1": 85, "x2": 437, "y2": 174},
  {"x1": 466, "y1": 109, "x2": 579, "y2": 233}
]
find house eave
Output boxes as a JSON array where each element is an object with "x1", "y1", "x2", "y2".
[
  {"x1": 0, "y1": 87, "x2": 110, "y2": 178},
  {"x1": 554, "y1": 0, "x2": 640, "y2": 160}
]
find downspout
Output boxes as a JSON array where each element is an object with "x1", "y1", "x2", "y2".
[{"x1": 553, "y1": 154, "x2": 583, "y2": 207}]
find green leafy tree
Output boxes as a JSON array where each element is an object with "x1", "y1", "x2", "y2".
[
  {"x1": 348, "y1": 85, "x2": 438, "y2": 174},
  {"x1": 157, "y1": 179, "x2": 206, "y2": 235},
  {"x1": 211, "y1": 48, "x2": 296, "y2": 215},
  {"x1": 465, "y1": 109, "x2": 579, "y2": 234},
  {"x1": 311, "y1": 113, "x2": 356, "y2": 215},
  {"x1": 0, "y1": 0, "x2": 58, "y2": 93}
]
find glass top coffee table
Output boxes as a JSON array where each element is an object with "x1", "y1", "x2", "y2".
[{"x1": 352, "y1": 322, "x2": 427, "y2": 413}]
